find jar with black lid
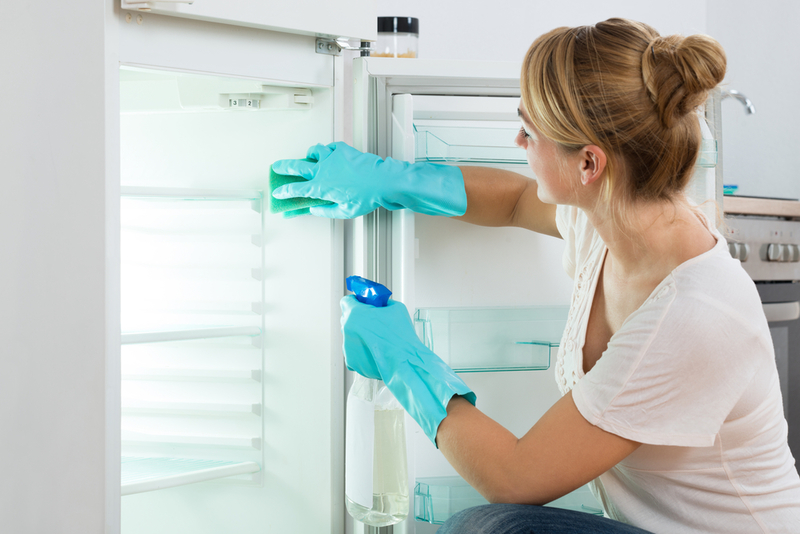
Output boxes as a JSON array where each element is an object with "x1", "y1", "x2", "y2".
[{"x1": 372, "y1": 17, "x2": 419, "y2": 58}]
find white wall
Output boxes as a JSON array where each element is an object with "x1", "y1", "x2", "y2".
[
  {"x1": 378, "y1": 0, "x2": 800, "y2": 200},
  {"x1": 377, "y1": 1, "x2": 706, "y2": 65},
  {"x1": 707, "y1": 0, "x2": 800, "y2": 200}
]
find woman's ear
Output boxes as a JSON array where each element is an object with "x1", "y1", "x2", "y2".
[{"x1": 579, "y1": 145, "x2": 607, "y2": 186}]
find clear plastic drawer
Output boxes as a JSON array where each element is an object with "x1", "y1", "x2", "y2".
[
  {"x1": 414, "y1": 123, "x2": 526, "y2": 164},
  {"x1": 414, "y1": 306, "x2": 568, "y2": 373}
]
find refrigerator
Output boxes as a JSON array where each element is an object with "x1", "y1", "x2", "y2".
[{"x1": 2, "y1": 3, "x2": 721, "y2": 533}]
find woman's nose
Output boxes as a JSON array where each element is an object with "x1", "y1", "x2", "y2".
[{"x1": 514, "y1": 130, "x2": 526, "y2": 149}]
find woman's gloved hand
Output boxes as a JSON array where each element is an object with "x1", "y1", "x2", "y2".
[
  {"x1": 340, "y1": 295, "x2": 476, "y2": 446},
  {"x1": 272, "y1": 142, "x2": 467, "y2": 219}
]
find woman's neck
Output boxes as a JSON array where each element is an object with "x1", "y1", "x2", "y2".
[{"x1": 582, "y1": 199, "x2": 716, "y2": 282}]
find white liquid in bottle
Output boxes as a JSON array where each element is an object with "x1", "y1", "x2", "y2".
[{"x1": 345, "y1": 378, "x2": 409, "y2": 527}]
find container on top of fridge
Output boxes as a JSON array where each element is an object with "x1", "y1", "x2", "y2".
[{"x1": 372, "y1": 17, "x2": 419, "y2": 58}]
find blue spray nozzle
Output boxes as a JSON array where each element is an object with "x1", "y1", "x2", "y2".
[{"x1": 346, "y1": 276, "x2": 392, "y2": 308}]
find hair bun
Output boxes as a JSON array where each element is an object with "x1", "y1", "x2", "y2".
[{"x1": 641, "y1": 34, "x2": 726, "y2": 128}]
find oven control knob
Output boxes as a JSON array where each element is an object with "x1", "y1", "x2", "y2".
[
  {"x1": 789, "y1": 244, "x2": 800, "y2": 263},
  {"x1": 737, "y1": 243, "x2": 750, "y2": 262},
  {"x1": 728, "y1": 242, "x2": 750, "y2": 261},
  {"x1": 767, "y1": 243, "x2": 784, "y2": 262}
]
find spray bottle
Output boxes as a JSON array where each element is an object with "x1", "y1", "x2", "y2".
[{"x1": 344, "y1": 276, "x2": 409, "y2": 527}]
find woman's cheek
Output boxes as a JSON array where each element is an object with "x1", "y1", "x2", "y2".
[{"x1": 525, "y1": 149, "x2": 538, "y2": 177}]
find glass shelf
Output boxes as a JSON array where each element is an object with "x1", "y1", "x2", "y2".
[
  {"x1": 414, "y1": 123, "x2": 527, "y2": 164},
  {"x1": 121, "y1": 186, "x2": 262, "y2": 201},
  {"x1": 122, "y1": 367, "x2": 261, "y2": 382},
  {"x1": 414, "y1": 476, "x2": 604, "y2": 525},
  {"x1": 122, "y1": 430, "x2": 262, "y2": 449},
  {"x1": 121, "y1": 326, "x2": 262, "y2": 345},
  {"x1": 121, "y1": 456, "x2": 260, "y2": 496},
  {"x1": 414, "y1": 306, "x2": 568, "y2": 373},
  {"x1": 122, "y1": 400, "x2": 261, "y2": 416}
]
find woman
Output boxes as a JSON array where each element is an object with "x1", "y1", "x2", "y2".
[{"x1": 273, "y1": 18, "x2": 800, "y2": 533}]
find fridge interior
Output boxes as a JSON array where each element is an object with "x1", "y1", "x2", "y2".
[{"x1": 118, "y1": 66, "x2": 343, "y2": 533}]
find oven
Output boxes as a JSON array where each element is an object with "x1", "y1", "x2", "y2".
[{"x1": 724, "y1": 196, "x2": 800, "y2": 463}]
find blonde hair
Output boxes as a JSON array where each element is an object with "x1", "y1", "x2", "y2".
[{"x1": 520, "y1": 18, "x2": 726, "y2": 219}]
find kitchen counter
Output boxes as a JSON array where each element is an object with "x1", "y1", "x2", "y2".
[{"x1": 723, "y1": 195, "x2": 800, "y2": 219}]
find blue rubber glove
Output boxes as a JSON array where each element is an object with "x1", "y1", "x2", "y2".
[
  {"x1": 272, "y1": 142, "x2": 467, "y2": 219},
  {"x1": 340, "y1": 295, "x2": 476, "y2": 446}
]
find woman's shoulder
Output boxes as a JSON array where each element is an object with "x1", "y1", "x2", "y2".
[
  {"x1": 670, "y1": 233, "x2": 764, "y2": 319},
  {"x1": 619, "y1": 249, "x2": 771, "y2": 365}
]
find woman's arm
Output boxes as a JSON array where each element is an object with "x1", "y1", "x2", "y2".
[
  {"x1": 456, "y1": 166, "x2": 561, "y2": 238},
  {"x1": 437, "y1": 392, "x2": 640, "y2": 505}
]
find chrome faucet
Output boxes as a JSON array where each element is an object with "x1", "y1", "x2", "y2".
[{"x1": 722, "y1": 89, "x2": 756, "y2": 115}]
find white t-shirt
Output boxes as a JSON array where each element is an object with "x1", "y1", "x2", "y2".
[{"x1": 555, "y1": 204, "x2": 800, "y2": 533}]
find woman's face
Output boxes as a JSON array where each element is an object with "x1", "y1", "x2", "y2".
[{"x1": 515, "y1": 102, "x2": 577, "y2": 205}]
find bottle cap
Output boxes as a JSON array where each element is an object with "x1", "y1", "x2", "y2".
[
  {"x1": 377, "y1": 17, "x2": 419, "y2": 35},
  {"x1": 346, "y1": 276, "x2": 392, "y2": 308}
]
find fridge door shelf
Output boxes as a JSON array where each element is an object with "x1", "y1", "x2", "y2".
[
  {"x1": 414, "y1": 306, "x2": 568, "y2": 373},
  {"x1": 413, "y1": 122, "x2": 527, "y2": 165},
  {"x1": 411, "y1": 125, "x2": 717, "y2": 167},
  {"x1": 414, "y1": 476, "x2": 604, "y2": 525},
  {"x1": 697, "y1": 139, "x2": 718, "y2": 168},
  {"x1": 121, "y1": 456, "x2": 261, "y2": 496}
]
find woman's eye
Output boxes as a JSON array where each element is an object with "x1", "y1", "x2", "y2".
[{"x1": 519, "y1": 126, "x2": 531, "y2": 139}]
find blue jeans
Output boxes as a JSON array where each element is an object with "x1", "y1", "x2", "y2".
[{"x1": 437, "y1": 504, "x2": 654, "y2": 534}]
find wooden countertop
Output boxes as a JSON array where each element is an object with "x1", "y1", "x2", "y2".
[{"x1": 723, "y1": 196, "x2": 800, "y2": 219}]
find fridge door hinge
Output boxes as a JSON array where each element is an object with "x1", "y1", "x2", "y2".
[
  {"x1": 315, "y1": 38, "x2": 372, "y2": 57},
  {"x1": 122, "y1": 0, "x2": 194, "y2": 11}
]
